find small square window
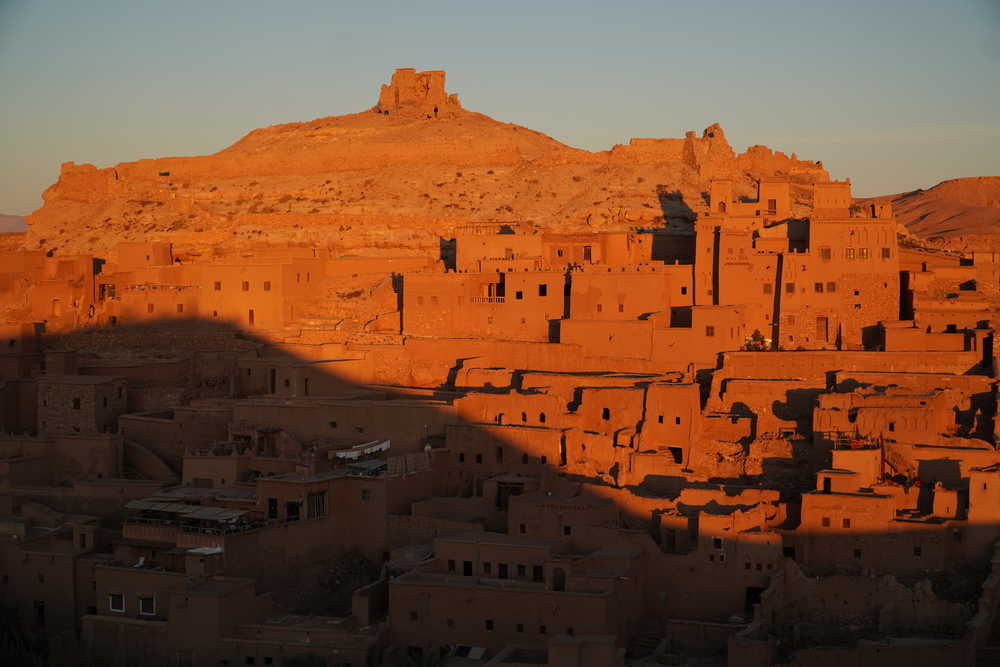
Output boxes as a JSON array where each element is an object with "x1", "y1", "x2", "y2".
[
  {"x1": 515, "y1": 291, "x2": 523, "y2": 300},
  {"x1": 822, "y1": 517, "x2": 831, "y2": 527},
  {"x1": 214, "y1": 281, "x2": 222, "y2": 291},
  {"x1": 263, "y1": 281, "x2": 271, "y2": 291},
  {"x1": 826, "y1": 282, "x2": 836, "y2": 292},
  {"x1": 516, "y1": 623, "x2": 524, "y2": 633},
  {"x1": 485, "y1": 619, "x2": 494, "y2": 631},
  {"x1": 705, "y1": 325, "x2": 715, "y2": 337},
  {"x1": 763, "y1": 283, "x2": 773, "y2": 294},
  {"x1": 712, "y1": 537, "x2": 723, "y2": 549},
  {"x1": 563, "y1": 525, "x2": 572, "y2": 536},
  {"x1": 109, "y1": 593, "x2": 125, "y2": 612},
  {"x1": 538, "y1": 284, "x2": 548, "y2": 297},
  {"x1": 853, "y1": 549, "x2": 862, "y2": 559},
  {"x1": 360, "y1": 489, "x2": 371, "y2": 501},
  {"x1": 242, "y1": 281, "x2": 250, "y2": 291},
  {"x1": 785, "y1": 283, "x2": 795, "y2": 294},
  {"x1": 814, "y1": 282, "x2": 823, "y2": 293},
  {"x1": 914, "y1": 546, "x2": 922, "y2": 557},
  {"x1": 447, "y1": 559, "x2": 456, "y2": 572},
  {"x1": 409, "y1": 611, "x2": 418, "y2": 621},
  {"x1": 475, "y1": 453, "x2": 483, "y2": 464},
  {"x1": 842, "y1": 518, "x2": 851, "y2": 528}
]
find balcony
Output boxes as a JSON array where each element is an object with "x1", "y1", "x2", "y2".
[{"x1": 470, "y1": 296, "x2": 505, "y2": 304}]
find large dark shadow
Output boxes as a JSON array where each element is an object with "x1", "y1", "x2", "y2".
[{"x1": 2, "y1": 312, "x2": 1000, "y2": 667}]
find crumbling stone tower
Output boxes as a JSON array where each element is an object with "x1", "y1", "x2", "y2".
[{"x1": 374, "y1": 67, "x2": 463, "y2": 119}]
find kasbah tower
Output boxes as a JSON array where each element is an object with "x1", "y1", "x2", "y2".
[{"x1": 3, "y1": 68, "x2": 1000, "y2": 667}]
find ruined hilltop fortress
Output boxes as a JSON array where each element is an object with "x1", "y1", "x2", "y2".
[{"x1": 3, "y1": 69, "x2": 1000, "y2": 667}]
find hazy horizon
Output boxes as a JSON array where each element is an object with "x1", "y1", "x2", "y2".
[{"x1": 2, "y1": 0, "x2": 999, "y2": 215}]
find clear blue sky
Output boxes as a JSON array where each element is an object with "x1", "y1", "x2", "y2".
[{"x1": 2, "y1": 0, "x2": 998, "y2": 215}]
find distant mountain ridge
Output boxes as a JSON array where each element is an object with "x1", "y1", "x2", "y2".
[
  {"x1": 861, "y1": 177, "x2": 1000, "y2": 240},
  {"x1": 0, "y1": 214, "x2": 26, "y2": 233}
]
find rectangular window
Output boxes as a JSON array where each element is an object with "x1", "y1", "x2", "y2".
[
  {"x1": 705, "y1": 326, "x2": 715, "y2": 337},
  {"x1": 845, "y1": 248, "x2": 855, "y2": 260},
  {"x1": 214, "y1": 281, "x2": 222, "y2": 291},
  {"x1": 859, "y1": 247, "x2": 870, "y2": 259},
  {"x1": 147, "y1": 303, "x2": 154, "y2": 313},
  {"x1": 842, "y1": 518, "x2": 851, "y2": 528},
  {"x1": 785, "y1": 282, "x2": 795, "y2": 294},
  {"x1": 447, "y1": 559, "x2": 456, "y2": 572},
  {"x1": 538, "y1": 284, "x2": 547, "y2": 297},
  {"x1": 767, "y1": 198, "x2": 777, "y2": 214},
  {"x1": 176, "y1": 303, "x2": 184, "y2": 313},
  {"x1": 814, "y1": 282, "x2": 823, "y2": 293},
  {"x1": 360, "y1": 489, "x2": 372, "y2": 501},
  {"x1": 483, "y1": 562, "x2": 492, "y2": 575},
  {"x1": 763, "y1": 283, "x2": 773, "y2": 294},
  {"x1": 109, "y1": 593, "x2": 125, "y2": 613},
  {"x1": 485, "y1": 619, "x2": 494, "y2": 631},
  {"x1": 263, "y1": 281, "x2": 271, "y2": 291},
  {"x1": 515, "y1": 291, "x2": 523, "y2": 300},
  {"x1": 881, "y1": 247, "x2": 891, "y2": 259},
  {"x1": 821, "y1": 517, "x2": 831, "y2": 528},
  {"x1": 267, "y1": 498, "x2": 278, "y2": 520},
  {"x1": 826, "y1": 282, "x2": 836, "y2": 293},
  {"x1": 242, "y1": 281, "x2": 250, "y2": 291},
  {"x1": 820, "y1": 247, "x2": 832, "y2": 260},
  {"x1": 307, "y1": 491, "x2": 327, "y2": 518},
  {"x1": 138, "y1": 596, "x2": 156, "y2": 616}
]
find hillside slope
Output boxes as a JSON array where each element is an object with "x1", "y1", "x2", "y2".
[
  {"x1": 862, "y1": 177, "x2": 1000, "y2": 241},
  {"x1": 25, "y1": 68, "x2": 829, "y2": 255}
]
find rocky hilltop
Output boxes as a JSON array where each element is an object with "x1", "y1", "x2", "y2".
[{"x1": 26, "y1": 68, "x2": 829, "y2": 255}]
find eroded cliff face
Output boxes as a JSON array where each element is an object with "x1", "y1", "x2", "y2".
[{"x1": 24, "y1": 68, "x2": 830, "y2": 256}]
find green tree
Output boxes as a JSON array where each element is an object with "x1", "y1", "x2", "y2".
[{"x1": 0, "y1": 603, "x2": 47, "y2": 667}]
